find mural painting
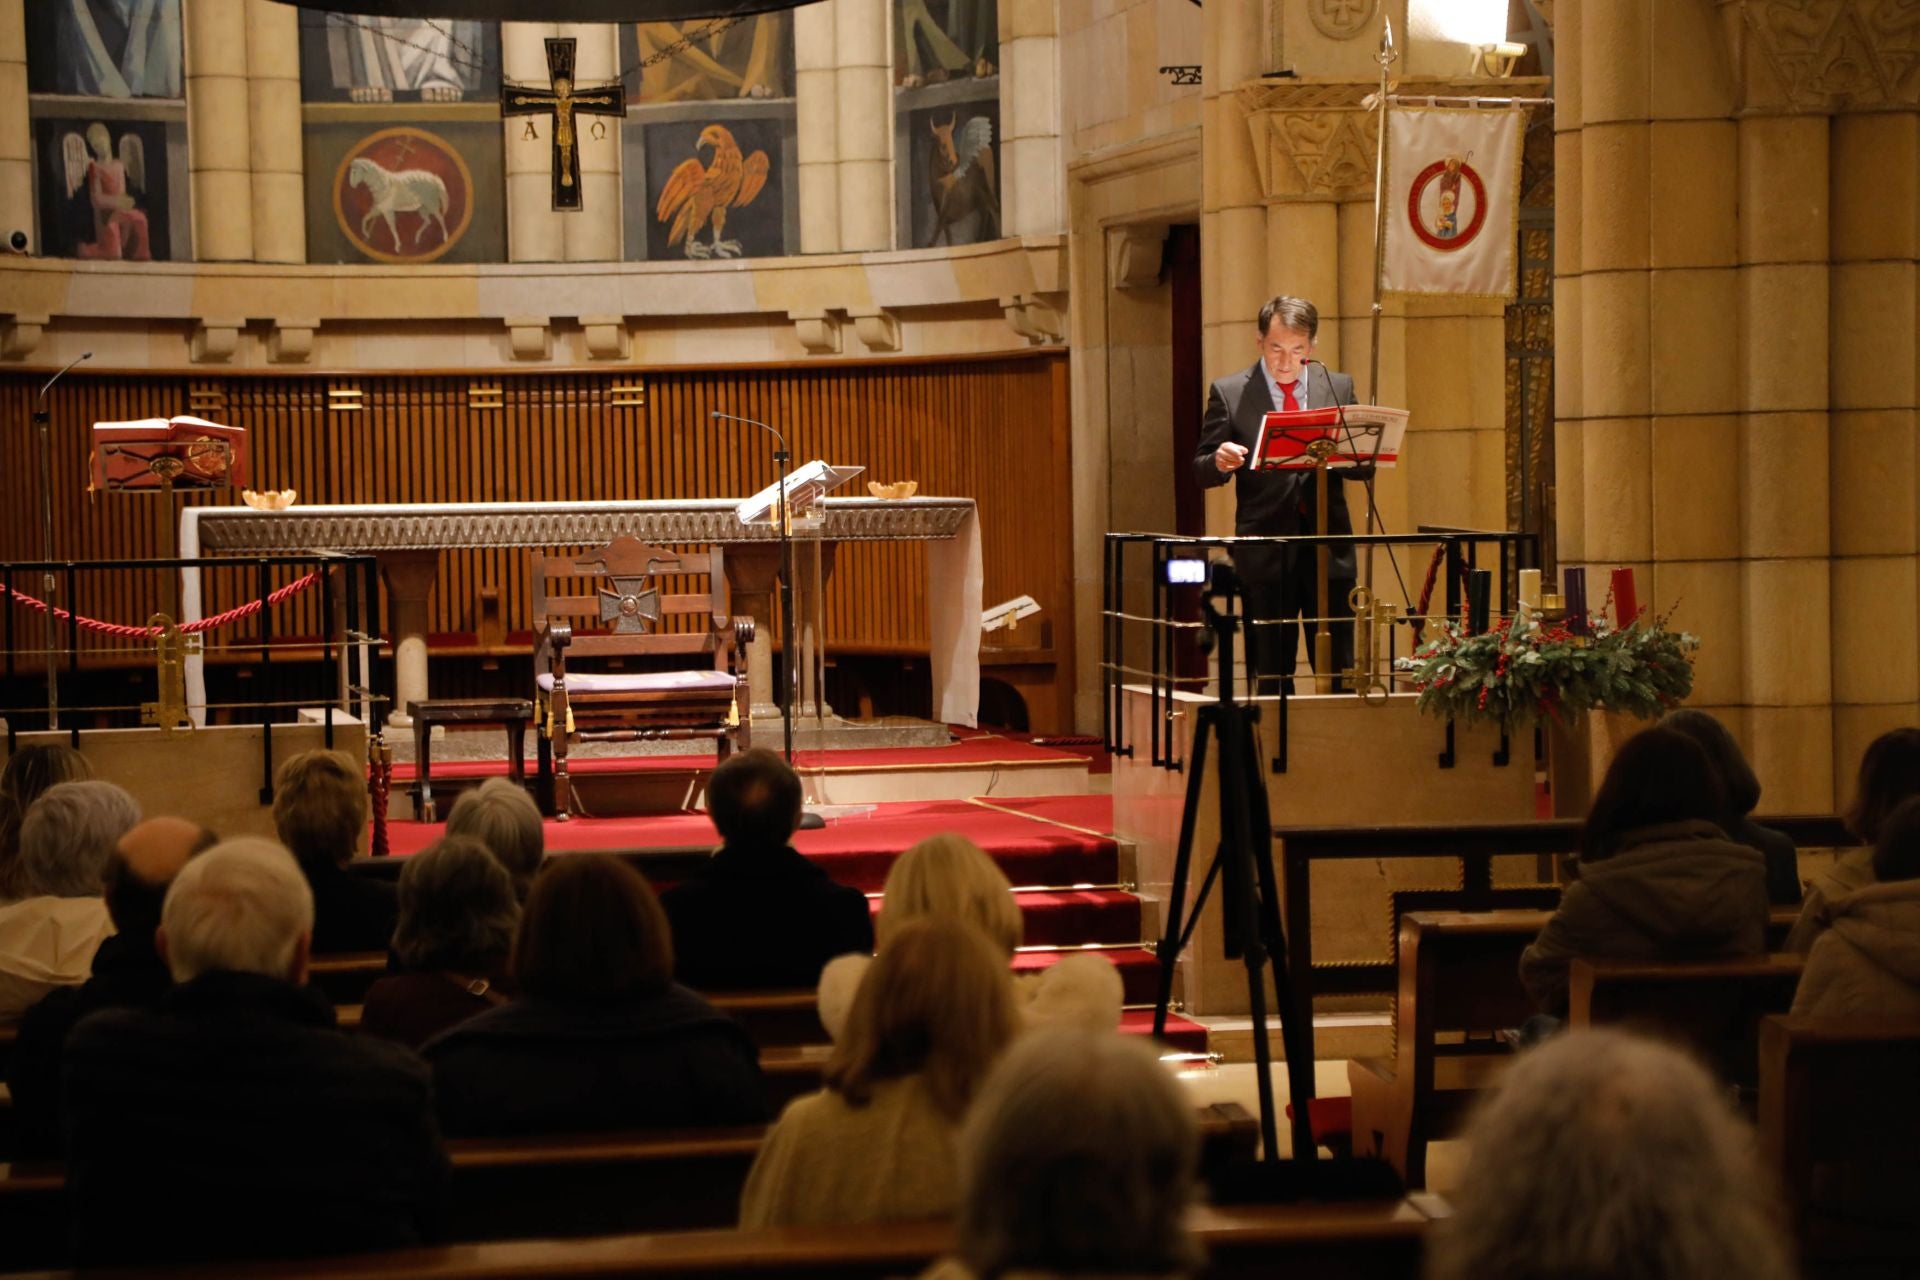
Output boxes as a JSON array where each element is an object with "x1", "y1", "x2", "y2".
[
  {"x1": 298, "y1": 13, "x2": 499, "y2": 103},
  {"x1": 26, "y1": 0, "x2": 183, "y2": 98},
  {"x1": 641, "y1": 117, "x2": 787, "y2": 260},
  {"x1": 893, "y1": 0, "x2": 1000, "y2": 249},
  {"x1": 33, "y1": 116, "x2": 175, "y2": 261}
]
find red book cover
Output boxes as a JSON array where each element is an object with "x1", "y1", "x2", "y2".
[{"x1": 89, "y1": 416, "x2": 249, "y2": 491}]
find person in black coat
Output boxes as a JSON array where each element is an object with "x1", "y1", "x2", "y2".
[
  {"x1": 424, "y1": 853, "x2": 768, "y2": 1139},
  {"x1": 273, "y1": 748, "x2": 397, "y2": 953},
  {"x1": 1663, "y1": 708, "x2": 1803, "y2": 905},
  {"x1": 61, "y1": 838, "x2": 448, "y2": 1268},
  {"x1": 661, "y1": 748, "x2": 873, "y2": 990},
  {"x1": 1192, "y1": 295, "x2": 1373, "y2": 694},
  {"x1": 10, "y1": 816, "x2": 215, "y2": 1159}
]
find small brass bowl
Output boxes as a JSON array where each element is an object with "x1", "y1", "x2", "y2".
[
  {"x1": 240, "y1": 488, "x2": 298, "y2": 511},
  {"x1": 867, "y1": 480, "x2": 918, "y2": 500}
]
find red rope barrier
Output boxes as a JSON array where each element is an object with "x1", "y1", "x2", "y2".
[{"x1": 2, "y1": 572, "x2": 321, "y2": 639}]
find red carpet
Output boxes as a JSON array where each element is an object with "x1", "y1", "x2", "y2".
[{"x1": 967, "y1": 794, "x2": 1115, "y2": 836}]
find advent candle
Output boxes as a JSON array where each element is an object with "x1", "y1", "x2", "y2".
[
  {"x1": 1468, "y1": 569, "x2": 1492, "y2": 634},
  {"x1": 1518, "y1": 568, "x2": 1542, "y2": 609},
  {"x1": 1564, "y1": 567, "x2": 1589, "y2": 635},
  {"x1": 1611, "y1": 566, "x2": 1639, "y2": 629}
]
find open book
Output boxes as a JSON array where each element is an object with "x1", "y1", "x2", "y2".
[
  {"x1": 90, "y1": 415, "x2": 250, "y2": 491},
  {"x1": 735, "y1": 461, "x2": 866, "y2": 527},
  {"x1": 1252, "y1": 405, "x2": 1409, "y2": 471}
]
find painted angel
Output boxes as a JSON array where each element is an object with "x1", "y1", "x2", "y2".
[{"x1": 63, "y1": 122, "x2": 151, "y2": 261}]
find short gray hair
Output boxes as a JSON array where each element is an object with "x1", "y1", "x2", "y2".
[
  {"x1": 393, "y1": 835, "x2": 519, "y2": 971},
  {"x1": 444, "y1": 779, "x2": 544, "y2": 894},
  {"x1": 16, "y1": 780, "x2": 141, "y2": 898},
  {"x1": 1429, "y1": 1029, "x2": 1794, "y2": 1280},
  {"x1": 160, "y1": 838, "x2": 314, "y2": 982},
  {"x1": 957, "y1": 1028, "x2": 1199, "y2": 1278}
]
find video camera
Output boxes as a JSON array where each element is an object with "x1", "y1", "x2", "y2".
[{"x1": 1161, "y1": 554, "x2": 1239, "y2": 598}]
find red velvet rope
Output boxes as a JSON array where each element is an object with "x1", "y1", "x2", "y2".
[{"x1": 2, "y1": 572, "x2": 319, "y2": 639}]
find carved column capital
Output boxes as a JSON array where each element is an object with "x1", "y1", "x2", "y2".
[{"x1": 1724, "y1": 0, "x2": 1920, "y2": 113}]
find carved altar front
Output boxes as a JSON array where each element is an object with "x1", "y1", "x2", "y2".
[{"x1": 179, "y1": 498, "x2": 982, "y2": 735}]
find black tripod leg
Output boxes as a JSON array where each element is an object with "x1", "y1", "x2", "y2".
[
  {"x1": 1245, "y1": 747, "x2": 1319, "y2": 1164},
  {"x1": 1213, "y1": 703, "x2": 1284, "y2": 1163},
  {"x1": 1153, "y1": 707, "x2": 1212, "y2": 1039}
]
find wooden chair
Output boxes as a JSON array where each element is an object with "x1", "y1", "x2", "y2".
[
  {"x1": 532, "y1": 536, "x2": 753, "y2": 819},
  {"x1": 1568, "y1": 954, "x2": 1804, "y2": 1091},
  {"x1": 1347, "y1": 910, "x2": 1546, "y2": 1187}
]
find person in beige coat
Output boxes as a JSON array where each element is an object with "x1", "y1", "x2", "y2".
[
  {"x1": 1521, "y1": 728, "x2": 1770, "y2": 1016},
  {"x1": 1786, "y1": 726, "x2": 1920, "y2": 954},
  {"x1": 1793, "y1": 796, "x2": 1920, "y2": 1019},
  {"x1": 739, "y1": 916, "x2": 1020, "y2": 1229}
]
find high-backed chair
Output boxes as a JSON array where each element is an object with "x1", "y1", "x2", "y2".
[{"x1": 532, "y1": 536, "x2": 753, "y2": 818}]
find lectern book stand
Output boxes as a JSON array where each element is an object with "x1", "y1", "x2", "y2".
[{"x1": 90, "y1": 415, "x2": 249, "y2": 617}]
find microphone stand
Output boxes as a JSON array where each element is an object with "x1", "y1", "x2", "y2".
[
  {"x1": 711, "y1": 411, "x2": 825, "y2": 829},
  {"x1": 35, "y1": 351, "x2": 93, "y2": 730}
]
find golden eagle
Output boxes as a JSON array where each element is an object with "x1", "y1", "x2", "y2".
[{"x1": 655, "y1": 123, "x2": 770, "y2": 259}]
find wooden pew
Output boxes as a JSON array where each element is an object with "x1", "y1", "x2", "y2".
[
  {"x1": 1346, "y1": 910, "x2": 1546, "y2": 1188},
  {"x1": 1758, "y1": 1015, "x2": 1920, "y2": 1270},
  {"x1": 1568, "y1": 954, "x2": 1804, "y2": 1089},
  {"x1": 0, "y1": 1105, "x2": 1263, "y2": 1269},
  {"x1": 0, "y1": 1197, "x2": 1437, "y2": 1280}
]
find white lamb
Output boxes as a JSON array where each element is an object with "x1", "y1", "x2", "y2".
[{"x1": 348, "y1": 157, "x2": 451, "y2": 251}]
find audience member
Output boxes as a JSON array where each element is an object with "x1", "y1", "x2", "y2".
[
  {"x1": 1663, "y1": 707, "x2": 1802, "y2": 904},
  {"x1": 1789, "y1": 726, "x2": 1920, "y2": 952},
  {"x1": 818, "y1": 832, "x2": 1122, "y2": 1040},
  {"x1": 9, "y1": 816, "x2": 214, "y2": 1158},
  {"x1": 921, "y1": 1027, "x2": 1201, "y2": 1280},
  {"x1": 362, "y1": 835, "x2": 518, "y2": 1049},
  {"x1": 741, "y1": 917, "x2": 1020, "y2": 1227},
  {"x1": 660, "y1": 748, "x2": 872, "y2": 989},
  {"x1": 444, "y1": 778, "x2": 545, "y2": 899},
  {"x1": 0, "y1": 780, "x2": 140, "y2": 1015},
  {"x1": 273, "y1": 748, "x2": 395, "y2": 953},
  {"x1": 61, "y1": 838, "x2": 447, "y2": 1267},
  {"x1": 425, "y1": 853, "x2": 767, "y2": 1137},
  {"x1": 1520, "y1": 726, "x2": 1768, "y2": 1015},
  {"x1": 0, "y1": 745, "x2": 92, "y2": 898},
  {"x1": 1427, "y1": 1029, "x2": 1793, "y2": 1280},
  {"x1": 1793, "y1": 794, "x2": 1920, "y2": 1019}
]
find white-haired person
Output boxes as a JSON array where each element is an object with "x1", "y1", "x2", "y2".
[
  {"x1": 0, "y1": 779, "x2": 139, "y2": 1016},
  {"x1": 921, "y1": 1026, "x2": 1202, "y2": 1280},
  {"x1": 741, "y1": 916, "x2": 1021, "y2": 1228},
  {"x1": 818, "y1": 833, "x2": 1122, "y2": 1041},
  {"x1": 361, "y1": 835, "x2": 519, "y2": 1049},
  {"x1": 1428, "y1": 1029, "x2": 1794, "y2": 1280},
  {"x1": 444, "y1": 777, "x2": 545, "y2": 900},
  {"x1": 61, "y1": 838, "x2": 449, "y2": 1268}
]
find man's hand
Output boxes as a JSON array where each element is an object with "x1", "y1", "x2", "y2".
[{"x1": 1214, "y1": 441, "x2": 1249, "y2": 474}]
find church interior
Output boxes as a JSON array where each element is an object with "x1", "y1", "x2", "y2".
[{"x1": 2, "y1": 0, "x2": 1919, "y2": 1275}]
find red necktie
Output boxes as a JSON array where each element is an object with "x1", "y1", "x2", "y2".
[{"x1": 1279, "y1": 380, "x2": 1300, "y2": 411}]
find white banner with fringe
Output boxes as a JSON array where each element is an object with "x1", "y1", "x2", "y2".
[{"x1": 1380, "y1": 105, "x2": 1525, "y2": 299}]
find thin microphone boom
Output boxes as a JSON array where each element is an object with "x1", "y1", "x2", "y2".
[
  {"x1": 710, "y1": 409, "x2": 788, "y2": 453},
  {"x1": 39, "y1": 350, "x2": 93, "y2": 404}
]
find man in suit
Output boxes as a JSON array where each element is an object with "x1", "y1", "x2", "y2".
[{"x1": 1192, "y1": 295, "x2": 1371, "y2": 694}]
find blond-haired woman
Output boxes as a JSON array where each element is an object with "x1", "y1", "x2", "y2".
[
  {"x1": 740, "y1": 917, "x2": 1020, "y2": 1228},
  {"x1": 818, "y1": 833, "x2": 1122, "y2": 1040}
]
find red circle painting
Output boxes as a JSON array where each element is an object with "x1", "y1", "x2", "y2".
[
  {"x1": 332, "y1": 126, "x2": 475, "y2": 264},
  {"x1": 1406, "y1": 158, "x2": 1489, "y2": 253}
]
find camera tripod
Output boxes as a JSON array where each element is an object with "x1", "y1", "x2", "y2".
[{"x1": 1152, "y1": 567, "x2": 1316, "y2": 1165}]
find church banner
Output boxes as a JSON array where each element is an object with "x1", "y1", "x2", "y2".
[{"x1": 1380, "y1": 105, "x2": 1525, "y2": 299}]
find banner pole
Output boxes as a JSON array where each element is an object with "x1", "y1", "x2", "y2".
[{"x1": 1365, "y1": 15, "x2": 1397, "y2": 599}]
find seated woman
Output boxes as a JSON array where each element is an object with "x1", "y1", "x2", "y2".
[
  {"x1": 818, "y1": 833, "x2": 1121, "y2": 1040},
  {"x1": 1793, "y1": 795, "x2": 1920, "y2": 1019},
  {"x1": 0, "y1": 780, "x2": 139, "y2": 1016},
  {"x1": 740, "y1": 917, "x2": 1020, "y2": 1228},
  {"x1": 423, "y1": 853, "x2": 766, "y2": 1137},
  {"x1": 443, "y1": 779, "x2": 545, "y2": 901},
  {"x1": 0, "y1": 745, "x2": 92, "y2": 899},
  {"x1": 1520, "y1": 726, "x2": 1770, "y2": 1016},
  {"x1": 361, "y1": 836, "x2": 518, "y2": 1049},
  {"x1": 1663, "y1": 708, "x2": 1802, "y2": 905},
  {"x1": 1788, "y1": 727, "x2": 1920, "y2": 953}
]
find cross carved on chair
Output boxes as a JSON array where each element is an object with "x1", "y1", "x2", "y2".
[{"x1": 599, "y1": 577, "x2": 661, "y2": 634}]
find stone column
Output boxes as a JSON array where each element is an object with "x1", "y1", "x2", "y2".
[
  {"x1": 0, "y1": 0, "x2": 31, "y2": 250},
  {"x1": 1000, "y1": 0, "x2": 1062, "y2": 236},
  {"x1": 562, "y1": 21, "x2": 621, "y2": 262},
  {"x1": 794, "y1": 0, "x2": 841, "y2": 253},
  {"x1": 245, "y1": 0, "x2": 304, "y2": 264},
  {"x1": 186, "y1": 0, "x2": 255, "y2": 260},
  {"x1": 835, "y1": 0, "x2": 891, "y2": 251},
  {"x1": 504, "y1": 22, "x2": 565, "y2": 262},
  {"x1": 380, "y1": 551, "x2": 440, "y2": 731}
]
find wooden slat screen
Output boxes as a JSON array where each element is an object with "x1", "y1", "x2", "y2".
[{"x1": 1, "y1": 357, "x2": 1072, "y2": 682}]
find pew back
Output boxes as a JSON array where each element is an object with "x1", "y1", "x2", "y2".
[{"x1": 1568, "y1": 954, "x2": 1803, "y2": 1087}]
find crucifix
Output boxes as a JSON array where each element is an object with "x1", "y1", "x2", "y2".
[{"x1": 500, "y1": 37, "x2": 625, "y2": 211}]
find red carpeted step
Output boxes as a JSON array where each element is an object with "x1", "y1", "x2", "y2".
[
  {"x1": 864, "y1": 888, "x2": 1142, "y2": 947},
  {"x1": 1013, "y1": 946, "x2": 1161, "y2": 1004},
  {"x1": 1119, "y1": 1009, "x2": 1210, "y2": 1055}
]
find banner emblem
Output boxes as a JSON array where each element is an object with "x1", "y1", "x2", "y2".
[{"x1": 1406, "y1": 156, "x2": 1487, "y2": 251}]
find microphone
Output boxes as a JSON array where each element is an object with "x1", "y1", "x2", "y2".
[
  {"x1": 710, "y1": 409, "x2": 788, "y2": 455},
  {"x1": 38, "y1": 350, "x2": 93, "y2": 407}
]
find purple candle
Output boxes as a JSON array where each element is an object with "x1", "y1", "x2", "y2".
[{"x1": 1563, "y1": 566, "x2": 1589, "y2": 635}]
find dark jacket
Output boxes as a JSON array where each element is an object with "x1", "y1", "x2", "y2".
[
  {"x1": 1728, "y1": 814, "x2": 1804, "y2": 906},
  {"x1": 1520, "y1": 820, "x2": 1771, "y2": 1015},
  {"x1": 1192, "y1": 360, "x2": 1369, "y2": 582},
  {"x1": 422, "y1": 984, "x2": 768, "y2": 1138},
  {"x1": 61, "y1": 969, "x2": 448, "y2": 1267},
  {"x1": 361, "y1": 967, "x2": 510, "y2": 1051},
  {"x1": 660, "y1": 843, "x2": 873, "y2": 990},
  {"x1": 9, "y1": 931, "x2": 173, "y2": 1159},
  {"x1": 302, "y1": 856, "x2": 398, "y2": 954}
]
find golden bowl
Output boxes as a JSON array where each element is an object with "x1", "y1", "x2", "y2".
[
  {"x1": 240, "y1": 488, "x2": 298, "y2": 511},
  {"x1": 867, "y1": 480, "x2": 918, "y2": 500}
]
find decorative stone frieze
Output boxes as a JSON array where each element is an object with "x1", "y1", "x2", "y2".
[{"x1": 1728, "y1": 0, "x2": 1920, "y2": 112}]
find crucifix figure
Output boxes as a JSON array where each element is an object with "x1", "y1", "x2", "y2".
[{"x1": 500, "y1": 37, "x2": 625, "y2": 211}]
